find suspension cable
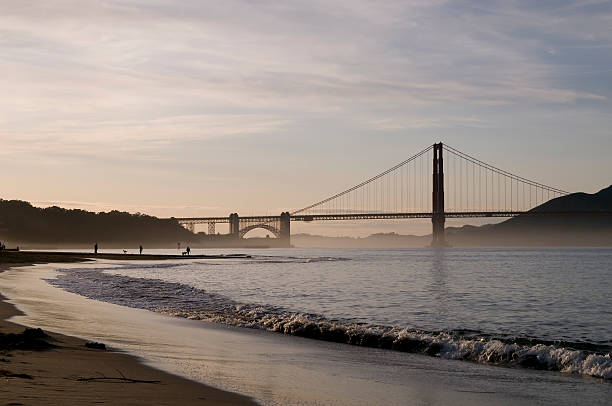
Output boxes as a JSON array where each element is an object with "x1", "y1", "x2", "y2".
[{"x1": 292, "y1": 144, "x2": 434, "y2": 215}]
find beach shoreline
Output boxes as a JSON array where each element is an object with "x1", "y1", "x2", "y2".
[
  {"x1": 0, "y1": 252, "x2": 257, "y2": 405},
  {"x1": 2, "y1": 249, "x2": 611, "y2": 405}
]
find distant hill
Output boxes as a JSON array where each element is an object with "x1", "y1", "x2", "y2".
[
  {"x1": 292, "y1": 232, "x2": 429, "y2": 248},
  {"x1": 0, "y1": 200, "x2": 196, "y2": 248},
  {"x1": 448, "y1": 185, "x2": 612, "y2": 247}
]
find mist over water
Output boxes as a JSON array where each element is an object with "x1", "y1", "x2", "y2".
[{"x1": 49, "y1": 248, "x2": 612, "y2": 379}]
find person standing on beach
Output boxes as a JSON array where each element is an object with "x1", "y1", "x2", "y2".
[
  {"x1": 186, "y1": 246, "x2": 191, "y2": 255},
  {"x1": 139, "y1": 245, "x2": 143, "y2": 255},
  {"x1": 94, "y1": 243, "x2": 98, "y2": 254}
]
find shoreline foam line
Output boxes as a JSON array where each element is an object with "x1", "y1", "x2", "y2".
[{"x1": 49, "y1": 264, "x2": 612, "y2": 381}]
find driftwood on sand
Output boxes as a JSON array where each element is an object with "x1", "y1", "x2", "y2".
[{"x1": 68, "y1": 368, "x2": 160, "y2": 384}]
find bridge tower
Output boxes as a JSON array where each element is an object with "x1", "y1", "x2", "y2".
[
  {"x1": 229, "y1": 213, "x2": 240, "y2": 240},
  {"x1": 432, "y1": 142, "x2": 446, "y2": 247},
  {"x1": 279, "y1": 212, "x2": 291, "y2": 247}
]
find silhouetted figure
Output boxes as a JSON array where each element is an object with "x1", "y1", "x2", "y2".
[
  {"x1": 139, "y1": 245, "x2": 143, "y2": 255},
  {"x1": 94, "y1": 243, "x2": 98, "y2": 254},
  {"x1": 186, "y1": 246, "x2": 191, "y2": 256}
]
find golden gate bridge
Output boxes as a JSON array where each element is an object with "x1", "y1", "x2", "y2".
[{"x1": 173, "y1": 142, "x2": 606, "y2": 247}]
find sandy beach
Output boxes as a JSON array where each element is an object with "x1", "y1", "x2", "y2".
[{"x1": 0, "y1": 252, "x2": 256, "y2": 405}]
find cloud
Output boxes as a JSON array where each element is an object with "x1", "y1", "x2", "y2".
[
  {"x1": 2, "y1": 0, "x2": 608, "y2": 119},
  {"x1": 364, "y1": 115, "x2": 495, "y2": 131},
  {"x1": 0, "y1": 0, "x2": 611, "y2": 217}
]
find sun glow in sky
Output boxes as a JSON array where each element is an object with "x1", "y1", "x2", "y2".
[{"x1": 1, "y1": 1, "x2": 611, "y2": 236}]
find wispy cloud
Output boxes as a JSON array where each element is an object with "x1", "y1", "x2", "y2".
[
  {"x1": 1, "y1": 0, "x2": 611, "y2": 220},
  {"x1": 365, "y1": 115, "x2": 493, "y2": 131},
  {"x1": 2, "y1": 1, "x2": 608, "y2": 137}
]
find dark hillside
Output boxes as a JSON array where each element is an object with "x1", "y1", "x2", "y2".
[
  {"x1": 0, "y1": 200, "x2": 196, "y2": 247},
  {"x1": 448, "y1": 185, "x2": 612, "y2": 246},
  {"x1": 497, "y1": 185, "x2": 612, "y2": 230}
]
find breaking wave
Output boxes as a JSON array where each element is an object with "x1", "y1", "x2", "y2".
[{"x1": 48, "y1": 266, "x2": 612, "y2": 380}]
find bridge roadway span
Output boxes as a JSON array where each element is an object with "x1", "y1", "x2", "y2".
[
  {"x1": 173, "y1": 210, "x2": 612, "y2": 224},
  {"x1": 172, "y1": 210, "x2": 612, "y2": 247}
]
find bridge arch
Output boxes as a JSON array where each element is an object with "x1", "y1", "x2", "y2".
[{"x1": 239, "y1": 224, "x2": 281, "y2": 239}]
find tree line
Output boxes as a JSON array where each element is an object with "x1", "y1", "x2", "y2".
[{"x1": 0, "y1": 199, "x2": 196, "y2": 246}]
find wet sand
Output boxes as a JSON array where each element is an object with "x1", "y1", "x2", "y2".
[
  {"x1": 0, "y1": 252, "x2": 256, "y2": 405},
  {"x1": 0, "y1": 250, "x2": 250, "y2": 264}
]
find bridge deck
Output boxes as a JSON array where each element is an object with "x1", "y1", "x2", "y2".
[{"x1": 173, "y1": 210, "x2": 612, "y2": 224}]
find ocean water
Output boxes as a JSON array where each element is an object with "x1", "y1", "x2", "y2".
[{"x1": 46, "y1": 248, "x2": 612, "y2": 381}]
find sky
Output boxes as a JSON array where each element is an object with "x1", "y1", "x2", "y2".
[{"x1": 1, "y1": 0, "x2": 611, "y2": 236}]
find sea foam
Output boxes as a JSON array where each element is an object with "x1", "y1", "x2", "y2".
[{"x1": 48, "y1": 266, "x2": 612, "y2": 380}]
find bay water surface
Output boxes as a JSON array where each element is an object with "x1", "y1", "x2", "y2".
[{"x1": 4, "y1": 247, "x2": 612, "y2": 405}]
